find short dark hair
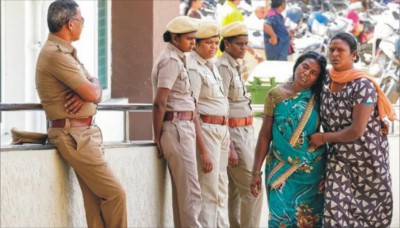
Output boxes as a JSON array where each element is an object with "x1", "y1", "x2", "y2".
[
  {"x1": 330, "y1": 32, "x2": 359, "y2": 63},
  {"x1": 47, "y1": 0, "x2": 79, "y2": 33},
  {"x1": 271, "y1": 0, "x2": 285, "y2": 8},
  {"x1": 290, "y1": 51, "x2": 327, "y2": 105},
  {"x1": 163, "y1": 31, "x2": 185, "y2": 43}
]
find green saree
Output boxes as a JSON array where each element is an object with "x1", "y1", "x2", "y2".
[{"x1": 264, "y1": 88, "x2": 326, "y2": 228}]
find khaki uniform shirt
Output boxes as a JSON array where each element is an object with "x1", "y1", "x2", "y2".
[
  {"x1": 187, "y1": 51, "x2": 229, "y2": 116},
  {"x1": 216, "y1": 52, "x2": 252, "y2": 118},
  {"x1": 36, "y1": 34, "x2": 97, "y2": 121},
  {"x1": 151, "y1": 43, "x2": 195, "y2": 112}
]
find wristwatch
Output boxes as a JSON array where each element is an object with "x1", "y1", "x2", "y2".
[{"x1": 251, "y1": 170, "x2": 263, "y2": 176}]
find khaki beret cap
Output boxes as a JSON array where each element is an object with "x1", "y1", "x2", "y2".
[
  {"x1": 10, "y1": 127, "x2": 48, "y2": 145},
  {"x1": 166, "y1": 16, "x2": 199, "y2": 34},
  {"x1": 196, "y1": 20, "x2": 220, "y2": 39},
  {"x1": 221, "y1": 22, "x2": 248, "y2": 38}
]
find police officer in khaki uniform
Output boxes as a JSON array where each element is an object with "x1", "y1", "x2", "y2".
[
  {"x1": 152, "y1": 16, "x2": 202, "y2": 227},
  {"x1": 35, "y1": 1, "x2": 127, "y2": 227},
  {"x1": 186, "y1": 20, "x2": 230, "y2": 227},
  {"x1": 216, "y1": 22, "x2": 263, "y2": 228}
]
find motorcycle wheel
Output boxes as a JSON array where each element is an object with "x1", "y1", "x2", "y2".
[{"x1": 380, "y1": 77, "x2": 399, "y2": 104}]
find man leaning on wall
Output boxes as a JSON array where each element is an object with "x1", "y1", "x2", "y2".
[{"x1": 35, "y1": 0, "x2": 127, "y2": 227}]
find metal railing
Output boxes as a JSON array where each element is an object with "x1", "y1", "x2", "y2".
[
  {"x1": 1, "y1": 102, "x2": 398, "y2": 142},
  {"x1": 0, "y1": 103, "x2": 265, "y2": 143},
  {"x1": 0, "y1": 103, "x2": 153, "y2": 143}
]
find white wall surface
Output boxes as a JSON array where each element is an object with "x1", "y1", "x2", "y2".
[{"x1": 1, "y1": 144, "x2": 173, "y2": 227}]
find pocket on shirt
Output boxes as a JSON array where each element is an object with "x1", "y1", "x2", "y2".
[
  {"x1": 179, "y1": 69, "x2": 190, "y2": 91},
  {"x1": 202, "y1": 75, "x2": 219, "y2": 98},
  {"x1": 230, "y1": 76, "x2": 244, "y2": 100}
]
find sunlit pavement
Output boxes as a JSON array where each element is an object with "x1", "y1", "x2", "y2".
[{"x1": 253, "y1": 117, "x2": 400, "y2": 227}]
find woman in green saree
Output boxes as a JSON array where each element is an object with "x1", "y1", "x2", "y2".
[{"x1": 250, "y1": 51, "x2": 327, "y2": 228}]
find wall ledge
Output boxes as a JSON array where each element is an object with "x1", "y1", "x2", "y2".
[{"x1": 0, "y1": 140, "x2": 155, "y2": 152}]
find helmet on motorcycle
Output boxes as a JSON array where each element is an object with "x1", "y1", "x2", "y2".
[
  {"x1": 286, "y1": 6, "x2": 303, "y2": 24},
  {"x1": 307, "y1": 12, "x2": 329, "y2": 32}
]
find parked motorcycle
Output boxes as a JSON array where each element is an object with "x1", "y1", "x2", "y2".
[
  {"x1": 378, "y1": 35, "x2": 400, "y2": 104},
  {"x1": 369, "y1": 8, "x2": 400, "y2": 77},
  {"x1": 305, "y1": 11, "x2": 352, "y2": 55},
  {"x1": 346, "y1": 9, "x2": 376, "y2": 64},
  {"x1": 368, "y1": 9, "x2": 400, "y2": 104},
  {"x1": 287, "y1": 4, "x2": 327, "y2": 55},
  {"x1": 357, "y1": 13, "x2": 375, "y2": 64}
]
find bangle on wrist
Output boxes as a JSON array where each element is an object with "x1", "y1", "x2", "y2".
[{"x1": 252, "y1": 170, "x2": 263, "y2": 176}]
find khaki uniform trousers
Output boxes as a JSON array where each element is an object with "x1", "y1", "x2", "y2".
[
  {"x1": 47, "y1": 121, "x2": 127, "y2": 228},
  {"x1": 161, "y1": 120, "x2": 202, "y2": 228},
  {"x1": 228, "y1": 125, "x2": 263, "y2": 228},
  {"x1": 197, "y1": 123, "x2": 230, "y2": 228}
]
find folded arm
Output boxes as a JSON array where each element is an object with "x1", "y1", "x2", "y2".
[{"x1": 65, "y1": 77, "x2": 102, "y2": 114}]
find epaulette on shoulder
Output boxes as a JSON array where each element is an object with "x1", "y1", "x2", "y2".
[
  {"x1": 186, "y1": 56, "x2": 198, "y2": 71},
  {"x1": 218, "y1": 57, "x2": 230, "y2": 68},
  {"x1": 168, "y1": 48, "x2": 181, "y2": 61},
  {"x1": 56, "y1": 44, "x2": 70, "y2": 54}
]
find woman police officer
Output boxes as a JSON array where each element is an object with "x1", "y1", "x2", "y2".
[{"x1": 151, "y1": 16, "x2": 202, "y2": 227}]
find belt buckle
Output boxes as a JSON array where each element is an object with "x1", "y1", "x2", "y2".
[
  {"x1": 246, "y1": 116, "x2": 252, "y2": 125},
  {"x1": 179, "y1": 112, "x2": 186, "y2": 121},
  {"x1": 49, "y1": 119, "x2": 63, "y2": 128},
  {"x1": 172, "y1": 112, "x2": 178, "y2": 123}
]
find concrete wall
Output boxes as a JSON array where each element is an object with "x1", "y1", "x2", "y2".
[{"x1": 0, "y1": 143, "x2": 173, "y2": 227}]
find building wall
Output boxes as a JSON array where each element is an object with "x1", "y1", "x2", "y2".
[
  {"x1": 0, "y1": 144, "x2": 173, "y2": 227},
  {"x1": 111, "y1": 0, "x2": 180, "y2": 140}
]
